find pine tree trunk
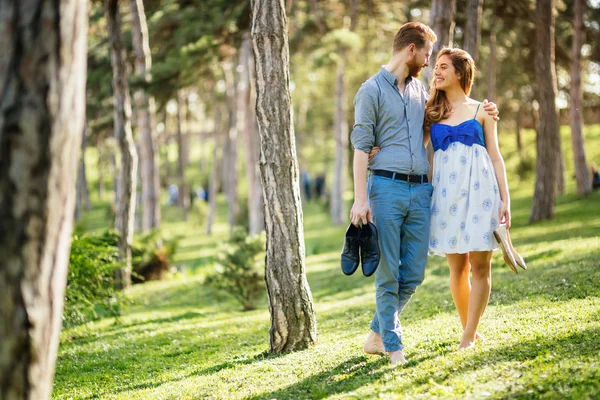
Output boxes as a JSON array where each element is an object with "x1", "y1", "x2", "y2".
[
  {"x1": 531, "y1": 0, "x2": 560, "y2": 222},
  {"x1": 176, "y1": 91, "x2": 190, "y2": 219},
  {"x1": 516, "y1": 104, "x2": 523, "y2": 156},
  {"x1": 331, "y1": 53, "x2": 349, "y2": 225},
  {"x1": 130, "y1": 0, "x2": 161, "y2": 231},
  {"x1": 106, "y1": 0, "x2": 138, "y2": 287},
  {"x1": 223, "y1": 62, "x2": 239, "y2": 231},
  {"x1": 464, "y1": 0, "x2": 483, "y2": 63},
  {"x1": 240, "y1": 33, "x2": 265, "y2": 235},
  {"x1": 76, "y1": 123, "x2": 91, "y2": 221},
  {"x1": 570, "y1": 0, "x2": 591, "y2": 196},
  {"x1": 206, "y1": 102, "x2": 223, "y2": 236},
  {"x1": 425, "y1": 0, "x2": 456, "y2": 86},
  {"x1": 0, "y1": 1, "x2": 88, "y2": 397},
  {"x1": 252, "y1": 0, "x2": 317, "y2": 352},
  {"x1": 488, "y1": 30, "x2": 497, "y2": 101}
]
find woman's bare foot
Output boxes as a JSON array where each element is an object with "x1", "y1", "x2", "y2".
[
  {"x1": 458, "y1": 339, "x2": 476, "y2": 350},
  {"x1": 475, "y1": 331, "x2": 486, "y2": 342}
]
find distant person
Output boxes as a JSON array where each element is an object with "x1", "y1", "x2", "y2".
[
  {"x1": 167, "y1": 184, "x2": 179, "y2": 205},
  {"x1": 301, "y1": 171, "x2": 312, "y2": 201},
  {"x1": 351, "y1": 22, "x2": 499, "y2": 364},
  {"x1": 590, "y1": 163, "x2": 600, "y2": 190},
  {"x1": 314, "y1": 174, "x2": 325, "y2": 200}
]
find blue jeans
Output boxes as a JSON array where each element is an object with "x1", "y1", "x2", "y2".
[{"x1": 367, "y1": 174, "x2": 433, "y2": 352}]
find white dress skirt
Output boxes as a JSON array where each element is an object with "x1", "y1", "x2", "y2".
[{"x1": 428, "y1": 118, "x2": 502, "y2": 256}]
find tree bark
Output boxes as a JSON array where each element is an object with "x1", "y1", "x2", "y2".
[
  {"x1": 531, "y1": 0, "x2": 560, "y2": 222},
  {"x1": 464, "y1": 0, "x2": 483, "y2": 63},
  {"x1": 176, "y1": 91, "x2": 190, "y2": 219},
  {"x1": 130, "y1": 0, "x2": 161, "y2": 231},
  {"x1": 240, "y1": 33, "x2": 265, "y2": 235},
  {"x1": 0, "y1": 1, "x2": 88, "y2": 398},
  {"x1": 106, "y1": 0, "x2": 138, "y2": 287},
  {"x1": 75, "y1": 123, "x2": 91, "y2": 221},
  {"x1": 569, "y1": 0, "x2": 591, "y2": 196},
  {"x1": 252, "y1": 0, "x2": 317, "y2": 352}
]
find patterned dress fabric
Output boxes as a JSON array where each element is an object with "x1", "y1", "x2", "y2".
[{"x1": 428, "y1": 106, "x2": 501, "y2": 256}]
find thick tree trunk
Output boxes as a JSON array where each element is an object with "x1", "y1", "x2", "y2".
[
  {"x1": 75, "y1": 123, "x2": 91, "y2": 221},
  {"x1": 331, "y1": 53, "x2": 349, "y2": 225},
  {"x1": 464, "y1": 0, "x2": 483, "y2": 63},
  {"x1": 252, "y1": 0, "x2": 317, "y2": 352},
  {"x1": 570, "y1": 0, "x2": 591, "y2": 196},
  {"x1": 0, "y1": 1, "x2": 88, "y2": 398},
  {"x1": 240, "y1": 33, "x2": 265, "y2": 235},
  {"x1": 488, "y1": 30, "x2": 497, "y2": 101},
  {"x1": 130, "y1": 0, "x2": 161, "y2": 231},
  {"x1": 176, "y1": 91, "x2": 190, "y2": 219},
  {"x1": 531, "y1": 0, "x2": 560, "y2": 222},
  {"x1": 223, "y1": 62, "x2": 239, "y2": 232},
  {"x1": 106, "y1": 0, "x2": 138, "y2": 287}
]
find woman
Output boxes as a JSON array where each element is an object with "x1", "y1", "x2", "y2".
[{"x1": 425, "y1": 47, "x2": 511, "y2": 349}]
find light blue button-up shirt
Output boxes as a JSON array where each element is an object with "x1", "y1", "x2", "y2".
[{"x1": 350, "y1": 68, "x2": 429, "y2": 175}]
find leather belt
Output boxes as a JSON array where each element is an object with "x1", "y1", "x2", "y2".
[{"x1": 372, "y1": 169, "x2": 429, "y2": 184}]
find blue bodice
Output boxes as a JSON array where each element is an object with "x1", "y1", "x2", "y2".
[{"x1": 430, "y1": 119, "x2": 485, "y2": 152}]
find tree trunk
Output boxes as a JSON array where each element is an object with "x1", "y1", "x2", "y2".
[
  {"x1": 488, "y1": 30, "x2": 497, "y2": 101},
  {"x1": 130, "y1": 0, "x2": 161, "y2": 232},
  {"x1": 0, "y1": 1, "x2": 88, "y2": 397},
  {"x1": 240, "y1": 33, "x2": 265, "y2": 235},
  {"x1": 252, "y1": 0, "x2": 317, "y2": 352},
  {"x1": 531, "y1": 0, "x2": 560, "y2": 222},
  {"x1": 223, "y1": 61, "x2": 239, "y2": 231},
  {"x1": 75, "y1": 123, "x2": 91, "y2": 221},
  {"x1": 569, "y1": 0, "x2": 591, "y2": 196},
  {"x1": 464, "y1": 0, "x2": 483, "y2": 63},
  {"x1": 176, "y1": 91, "x2": 190, "y2": 219},
  {"x1": 206, "y1": 99, "x2": 223, "y2": 236},
  {"x1": 516, "y1": 104, "x2": 523, "y2": 156},
  {"x1": 331, "y1": 53, "x2": 349, "y2": 225},
  {"x1": 106, "y1": 0, "x2": 138, "y2": 287},
  {"x1": 425, "y1": 0, "x2": 456, "y2": 86},
  {"x1": 97, "y1": 135, "x2": 106, "y2": 200}
]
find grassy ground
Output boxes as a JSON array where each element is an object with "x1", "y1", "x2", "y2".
[{"x1": 53, "y1": 126, "x2": 600, "y2": 399}]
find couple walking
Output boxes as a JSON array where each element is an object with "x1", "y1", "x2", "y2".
[{"x1": 350, "y1": 22, "x2": 509, "y2": 364}]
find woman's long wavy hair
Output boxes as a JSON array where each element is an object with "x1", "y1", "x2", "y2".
[{"x1": 424, "y1": 48, "x2": 476, "y2": 130}]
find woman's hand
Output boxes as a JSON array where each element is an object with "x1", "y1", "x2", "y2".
[
  {"x1": 368, "y1": 146, "x2": 381, "y2": 162},
  {"x1": 500, "y1": 200, "x2": 511, "y2": 229}
]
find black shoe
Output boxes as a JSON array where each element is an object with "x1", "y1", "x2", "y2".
[
  {"x1": 360, "y1": 222, "x2": 380, "y2": 277},
  {"x1": 341, "y1": 223, "x2": 360, "y2": 275}
]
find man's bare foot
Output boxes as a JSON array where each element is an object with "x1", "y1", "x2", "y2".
[
  {"x1": 363, "y1": 330, "x2": 385, "y2": 355},
  {"x1": 389, "y1": 349, "x2": 407, "y2": 364}
]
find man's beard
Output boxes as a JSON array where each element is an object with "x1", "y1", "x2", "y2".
[{"x1": 408, "y1": 59, "x2": 424, "y2": 77}]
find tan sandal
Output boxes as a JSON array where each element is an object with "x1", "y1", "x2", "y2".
[{"x1": 493, "y1": 224, "x2": 519, "y2": 273}]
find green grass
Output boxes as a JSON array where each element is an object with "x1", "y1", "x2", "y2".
[{"x1": 53, "y1": 125, "x2": 600, "y2": 399}]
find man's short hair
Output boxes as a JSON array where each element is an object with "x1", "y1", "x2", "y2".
[{"x1": 393, "y1": 22, "x2": 437, "y2": 53}]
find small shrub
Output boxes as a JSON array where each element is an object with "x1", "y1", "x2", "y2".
[
  {"x1": 65, "y1": 231, "x2": 125, "y2": 326},
  {"x1": 516, "y1": 157, "x2": 534, "y2": 179},
  {"x1": 205, "y1": 227, "x2": 266, "y2": 311},
  {"x1": 191, "y1": 199, "x2": 209, "y2": 228},
  {"x1": 131, "y1": 229, "x2": 180, "y2": 284}
]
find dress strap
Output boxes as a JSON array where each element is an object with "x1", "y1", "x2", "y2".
[{"x1": 474, "y1": 103, "x2": 481, "y2": 119}]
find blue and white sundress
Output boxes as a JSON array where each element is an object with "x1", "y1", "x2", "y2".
[{"x1": 428, "y1": 104, "x2": 501, "y2": 256}]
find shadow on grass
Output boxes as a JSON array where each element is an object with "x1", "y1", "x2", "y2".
[{"x1": 243, "y1": 356, "x2": 390, "y2": 400}]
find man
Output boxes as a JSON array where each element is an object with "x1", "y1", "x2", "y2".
[{"x1": 350, "y1": 22, "x2": 498, "y2": 364}]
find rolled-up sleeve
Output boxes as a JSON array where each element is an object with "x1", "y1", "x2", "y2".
[{"x1": 350, "y1": 82, "x2": 377, "y2": 153}]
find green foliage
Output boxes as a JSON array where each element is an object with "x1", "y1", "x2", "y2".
[
  {"x1": 64, "y1": 231, "x2": 125, "y2": 327},
  {"x1": 205, "y1": 228, "x2": 266, "y2": 311},
  {"x1": 190, "y1": 198, "x2": 209, "y2": 228},
  {"x1": 131, "y1": 229, "x2": 180, "y2": 284}
]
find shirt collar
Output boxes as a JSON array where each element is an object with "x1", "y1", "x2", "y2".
[{"x1": 379, "y1": 67, "x2": 413, "y2": 87}]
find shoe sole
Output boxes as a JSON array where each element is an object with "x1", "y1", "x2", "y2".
[{"x1": 493, "y1": 231, "x2": 519, "y2": 274}]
